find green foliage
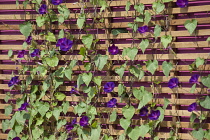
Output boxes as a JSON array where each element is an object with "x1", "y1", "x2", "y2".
[
  {"x1": 122, "y1": 47, "x2": 138, "y2": 60},
  {"x1": 190, "y1": 84, "x2": 196, "y2": 93},
  {"x1": 109, "y1": 109, "x2": 117, "y2": 122},
  {"x1": 200, "y1": 96, "x2": 210, "y2": 109},
  {"x1": 129, "y1": 65, "x2": 144, "y2": 80},
  {"x1": 134, "y1": 3, "x2": 144, "y2": 14},
  {"x1": 184, "y1": 19, "x2": 197, "y2": 35},
  {"x1": 19, "y1": 22, "x2": 32, "y2": 37},
  {"x1": 144, "y1": 11, "x2": 151, "y2": 24},
  {"x1": 127, "y1": 126, "x2": 141, "y2": 140},
  {"x1": 128, "y1": 23, "x2": 138, "y2": 32},
  {"x1": 140, "y1": 39, "x2": 149, "y2": 53},
  {"x1": 77, "y1": 14, "x2": 86, "y2": 29},
  {"x1": 93, "y1": 76, "x2": 102, "y2": 86},
  {"x1": 82, "y1": 34, "x2": 93, "y2": 49},
  {"x1": 94, "y1": 54, "x2": 108, "y2": 70},
  {"x1": 195, "y1": 57, "x2": 204, "y2": 67},
  {"x1": 154, "y1": 25, "x2": 161, "y2": 39},
  {"x1": 145, "y1": 60, "x2": 158, "y2": 75},
  {"x1": 36, "y1": 16, "x2": 45, "y2": 27},
  {"x1": 120, "y1": 118, "x2": 130, "y2": 131},
  {"x1": 163, "y1": 98, "x2": 170, "y2": 110},
  {"x1": 137, "y1": 87, "x2": 153, "y2": 109},
  {"x1": 138, "y1": 124, "x2": 150, "y2": 138},
  {"x1": 111, "y1": 29, "x2": 128, "y2": 36},
  {"x1": 46, "y1": 32, "x2": 56, "y2": 42},
  {"x1": 5, "y1": 105, "x2": 12, "y2": 116},
  {"x1": 45, "y1": 56, "x2": 59, "y2": 67},
  {"x1": 2, "y1": 119, "x2": 10, "y2": 132},
  {"x1": 82, "y1": 72, "x2": 93, "y2": 86},
  {"x1": 118, "y1": 84, "x2": 125, "y2": 96},
  {"x1": 115, "y1": 65, "x2": 125, "y2": 79},
  {"x1": 152, "y1": 2, "x2": 165, "y2": 14},
  {"x1": 192, "y1": 128, "x2": 204, "y2": 140},
  {"x1": 122, "y1": 105, "x2": 135, "y2": 120},
  {"x1": 125, "y1": 1, "x2": 131, "y2": 12},
  {"x1": 54, "y1": 92, "x2": 66, "y2": 101},
  {"x1": 161, "y1": 35, "x2": 172, "y2": 49},
  {"x1": 201, "y1": 74, "x2": 210, "y2": 88},
  {"x1": 162, "y1": 61, "x2": 173, "y2": 77},
  {"x1": 8, "y1": 50, "x2": 13, "y2": 58}
]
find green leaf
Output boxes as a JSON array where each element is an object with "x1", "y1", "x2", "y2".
[
  {"x1": 5, "y1": 105, "x2": 12, "y2": 116},
  {"x1": 91, "y1": 125, "x2": 101, "y2": 140},
  {"x1": 8, "y1": 50, "x2": 13, "y2": 58},
  {"x1": 119, "y1": 134, "x2": 125, "y2": 140},
  {"x1": 118, "y1": 84, "x2": 125, "y2": 96},
  {"x1": 36, "y1": 118, "x2": 44, "y2": 126},
  {"x1": 144, "y1": 11, "x2": 151, "y2": 25},
  {"x1": 32, "y1": 127, "x2": 44, "y2": 140},
  {"x1": 162, "y1": 0, "x2": 173, "y2": 2},
  {"x1": 58, "y1": 29, "x2": 64, "y2": 39},
  {"x1": 115, "y1": 66, "x2": 125, "y2": 79},
  {"x1": 65, "y1": 68, "x2": 73, "y2": 80},
  {"x1": 122, "y1": 47, "x2": 138, "y2": 60},
  {"x1": 109, "y1": 109, "x2": 117, "y2": 122},
  {"x1": 154, "y1": 25, "x2": 161, "y2": 39},
  {"x1": 16, "y1": 111, "x2": 26, "y2": 125},
  {"x1": 156, "y1": 107, "x2": 164, "y2": 122},
  {"x1": 145, "y1": 60, "x2": 158, "y2": 75},
  {"x1": 140, "y1": 39, "x2": 149, "y2": 53},
  {"x1": 162, "y1": 61, "x2": 173, "y2": 77},
  {"x1": 93, "y1": 76, "x2": 102, "y2": 86},
  {"x1": 125, "y1": 1, "x2": 131, "y2": 12},
  {"x1": 129, "y1": 65, "x2": 144, "y2": 80},
  {"x1": 16, "y1": 0, "x2": 19, "y2": 7},
  {"x1": 82, "y1": 72, "x2": 92, "y2": 86},
  {"x1": 37, "y1": 102, "x2": 50, "y2": 117},
  {"x1": 133, "y1": 88, "x2": 143, "y2": 100},
  {"x1": 57, "y1": 119, "x2": 67, "y2": 130},
  {"x1": 94, "y1": 54, "x2": 108, "y2": 70},
  {"x1": 4, "y1": 93, "x2": 10, "y2": 103},
  {"x1": 135, "y1": 15, "x2": 144, "y2": 22},
  {"x1": 138, "y1": 88, "x2": 153, "y2": 109},
  {"x1": 46, "y1": 32, "x2": 56, "y2": 42},
  {"x1": 74, "y1": 102, "x2": 87, "y2": 116},
  {"x1": 190, "y1": 112, "x2": 197, "y2": 123},
  {"x1": 45, "y1": 56, "x2": 59, "y2": 67},
  {"x1": 53, "y1": 107, "x2": 61, "y2": 121},
  {"x1": 77, "y1": 74, "x2": 84, "y2": 89},
  {"x1": 139, "y1": 124, "x2": 150, "y2": 138},
  {"x1": 120, "y1": 118, "x2": 130, "y2": 131},
  {"x1": 134, "y1": 3, "x2": 144, "y2": 14},
  {"x1": 163, "y1": 98, "x2": 170, "y2": 110},
  {"x1": 77, "y1": 14, "x2": 85, "y2": 29},
  {"x1": 161, "y1": 35, "x2": 172, "y2": 49},
  {"x1": 200, "y1": 96, "x2": 210, "y2": 109},
  {"x1": 46, "y1": 111, "x2": 52, "y2": 119},
  {"x1": 128, "y1": 23, "x2": 138, "y2": 32},
  {"x1": 206, "y1": 37, "x2": 210, "y2": 41},
  {"x1": 192, "y1": 128, "x2": 204, "y2": 140},
  {"x1": 36, "y1": 16, "x2": 45, "y2": 27},
  {"x1": 8, "y1": 129, "x2": 16, "y2": 139},
  {"x1": 54, "y1": 92, "x2": 66, "y2": 101},
  {"x1": 128, "y1": 126, "x2": 141, "y2": 140},
  {"x1": 99, "y1": 0, "x2": 108, "y2": 13},
  {"x1": 111, "y1": 29, "x2": 128, "y2": 36},
  {"x1": 122, "y1": 105, "x2": 135, "y2": 120},
  {"x1": 84, "y1": 62, "x2": 91, "y2": 71},
  {"x1": 190, "y1": 84, "x2": 196, "y2": 93},
  {"x1": 19, "y1": 22, "x2": 32, "y2": 37},
  {"x1": 184, "y1": 19, "x2": 197, "y2": 35},
  {"x1": 82, "y1": 34, "x2": 93, "y2": 49},
  {"x1": 204, "y1": 130, "x2": 210, "y2": 140},
  {"x1": 62, "y1": 101, "x2": 69, "y2": 115},
  {"x1": 152, "y1": 2, "x2": 165, "y2": 14},
  {"x1": 54, "y1": 77, "x2": 64, "y2": 89},
  {"x1": 201, "y1": 74, "x2": 210, "y2": 88},
  {"x1": 2, "y1": 119, "x2": 10, "y2": 133},
  {"x1": 195, "y1": 57, "x2": 204, "y2": 68}
]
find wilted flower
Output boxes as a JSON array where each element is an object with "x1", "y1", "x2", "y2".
[
  {"x1": 51, "y1": 0, "x2": 63, "y2": 5},
  {"x1": 103, "y1": 82, "x2": 115, "y2": 93},
  {"x1": 17, "y1": 50, "x2": 25, "y2": 58},
  {"x1": 25, "y1": 36, "x2": 32, "y2": 45},
  {"x1": 30, "y1": 49, "x2": 40, "y2": 57},
  {"x1": 79, "y1": 116, "x2": 89, "y2": 127},
  {"x1": 176, "y1": 0, "x2": 188, "y2": 8},
  {"x1": 39, "y1": 4, "x2": 47, "y2": 14},
  {"x1": 108, "y1": 44, "x2": 119, "y2": 55},
  {"x1": 148, "y1": 110, "x2": 160, "y2": 120},
  {"x1": 12, "y1": 137, "x2": 21, "y2": 140},
  {"x1": 8, "y1": 76, "x2": 19, "y2": 87},
  {"x1": 138, "y1": 25, "x2": 148, "y2": 34},
  {"x1": 107, "y1": 98, "x2": 117, "y2": 108},
  {"x1": 18, "y1": 102, "x2": 29, "y2": 111},
  {"x1": 189, "y1": 74, "x2": 199, "y2": 84},
  {"x1": 188, "y1": 102, "x2": 197, "y2": 112},
  {"x1": 66, "y1": 118, "x2": 77, "y2": 131},
  {"x1": 56, "y1": 38, "x2": 73, "y2": 51},
  {"x1": 139, "y1": 106, "x2": 149, "y2": 116},
  {"x1": 168, "y1": 78, "x2": 179, "y2": 89}
]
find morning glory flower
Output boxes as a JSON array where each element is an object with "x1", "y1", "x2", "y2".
[
  {"x1": 107, "y1": 98, "x2": 117, "y2": 108},
  {"x1": 176, "y1": 0, "x2": 188, "y2": 8},
  {"x1": 8, "y1": 76, "x2": 19, "y2": 87},
  {"x1": 138, "y1": 25, "x2": 148, "y2": 34},
  {"x1": 39, "y1": 4, "x2": 47, "y2": 14},
  {"x1": 51, "y1": 0, "x2": 63, "y2": 5},
  {"x1": 18, "y1": 102, "x2": 29, "y2": 111},
  {"x1": 30, "y1": 49, "x2": 40, "y2": 57},
  {"x1": 188, "y1": 102, "x2": 197, "y2": 112},
  {"x1": 168, "y1": 78, "x2": 179, "y2": 89},
  {"x1": 66, "y1": 118, "x2": 77, "y2": 131},
  {"x1": 12, "y1": 137, "x2": 21, "y2": 140},
  {"x1": 79, "y1": 116, "x2": 89, "y2": 127},
  {"x1": 103, "y1": 82, "x2": 115, "y2": 93},
  {"x1": 108, "y1": 44, "x2": 119, "y2": 55},
  {"x1": 189, "y1": 74, "x2": 199, "y2": 84},
  {"x1": 25, "y1": 36, "x2": 32, "y2": 45},
  {"x1": 56, "y1": 38, "x2": 73, "y2": 51},
  {"x1": 17, "y1": 50, "x2": 25, "y2": 58},
  {"x1": 139, "y1": 106, "x2": 149, "y2": 116},
  {"x1": 148, "y1": 110, "x2": 160, "y2": 120}
]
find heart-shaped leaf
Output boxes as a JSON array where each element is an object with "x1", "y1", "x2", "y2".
[
  {"x1": 152, "y1": 2, "x2": 165, "y2": 14},
  {"x1": 122, "y1": 47, "x2": 138, "y2": 60},
  {"x1": 94, "y1": 54, "x2": 108, "y2": 70},
  {"x1": 122, "y1": 105, "x2": 135, "y2": 120},
  {"x1": 195, "y1": 57, "x2": 204, "y2": 68},
  {"x1": 82, "y1": 34, "x2": 93, "y2": 49},
  {"x1": 201, "y1": 74, "x2": 210, "y2": 88},
  {"x1": 184, "y1": 19, "x2": 197, "y2": 35},
  {"x1": 140, "y1": 39, "x2": 149, "y2": 53},
  {"x1": 82, "y1": 72, "x2": 92, "y2": 86},
  {"x1": 200, "y1": 96, "x2": 210, "y2": 109},
  {"x1": 139, "y1": 124, "x2": 150, "y2": 138},
  {"x1": 19, "y1": 22, "x2": 32, "y2": 37},
  {"x1": 192, "y1": 128, "x2": 204, "y2": 140},
  {"x1": 162, "y1": 61, "x2": 173, "y2": 77},
  {"x1": 115, "y1": 66, "x2": 125, "y2": 79},
  {"x1": 120, "y1": 118, "x2": 130, "y2": 131},
  {"x1": 154, "y1": 25, "x2": 161, "y2": 39},
  {"x1": 134, "y1": 3, "x2": 144, "y2": 14},
  {"x1": 145, "y1": 60, "x2": 158, "y2": 75},
  {"x1": 128, "y1": 126, "x2": 141, "y2": 140},
  {"x1": 161, "y1": 35, "x2": 172, "y2": 49},
  {"x1": 45, "y1": 56, "x2": 59, "y2": 67}
]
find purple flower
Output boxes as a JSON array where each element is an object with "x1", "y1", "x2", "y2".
[
  {"x1": 168, "y1": 78, "x2": 179, "y2": 89},
  {"x1": 30, "y1": 49, "x2": 40, "y2": 57},
  {"x1": 66, "y1": 118, "x2": 77, "y2": 131},
  {"x1": 66, "y1": 138, "x2": 72, "y2": 140},
  {"x1": 8, "y1": 76, "x2": 19, "y2": 87},
  {"x1": 56, "y1": 38, "x2": 73, "y2": 51},
  {"x1": 25, "y1": 36, "x2": 32, "y2": 45},
  {"x1": 148, "y1": 110, "x2": 160, "y2": 120},
  {"x1": 12, "y1": 137, "x2": 21, "y2": 140},
  {"x1": 18, "y1": 102, "x2": 29, "y2": 111},
  {"x1": 188, "y1": 102, "x2": 197, "y2": 112},
  {"x1": 17, "y1": 50, "x2": 25, "y2": 58},
  {"x1": 51, "y1": 0, "x2": 63, "y2": 5},
  {"x1": 189, "y1": 74, "x2": 199, "y2": 84},
  {"x1": 138, "y1": 25, "x2": 148, "y2": 34},
  {"x1": 79, "y1": 116, "x2": 89, "y2": 127},
  {"x1": 139, "y1": 107, "x2": 149, "y2": 116},
  {"x1": 39, "y1": 4, "x2": 47, "y2": 14},
  {"x1": 107, "y1": 98, "x2": 117, "y2": 108},
  {"x1": 103, "y1": 82, "x2": 115, "y2": 93},
  {"x1": 108, "y1": 44, "x2": 119, "y2": 55},
  {"x1": 176, "y1": 0, "x2": 188, "y2": 8}
]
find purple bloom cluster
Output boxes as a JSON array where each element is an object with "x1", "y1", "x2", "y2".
[
  {"x1": 176, "y1": 0, "x2": 188, "y2": 8},
  {"x1": 189, "y1": 74, "x2": 199, "y2": 84},
  {"x1": 30, "y1": 49, "x2": 40, "y2": 57},
  {"x1": 188, "y1": 102, "x2": 197, "y2": 112},
  {"x1": 17, "y1": 50, "x2": 25, "y2": 58},
  {"x1": 139, "y1": 107, "x2": 149, "y2": 116},
  {"x1": 56, "y1": 38, "x2": 73, "y2": 51},
  {"x1": 107, "y1": 98, "x2": 117, "y2": 108},
  {"x1": 108, "y1": 44, "x2": 119, "y2": 55},
  {"x1": 66, "y1": 118, "x2": 77, "y2": 131},
  {"x1": 8, "y1": 76, "x2": 19, "y2": 87},
  {"x1": 79, "y1": 116, "x2": 89, "y2": 127},
  {"x1": 168, "y1": 78, "x2": 179, "y2": 89},
  {"x1": 51, "y1": 0, "x2": 63, "y2": 5},
  {"x1": 138, "y1": 25, "x2": 148, "y2": 34},
  {"x1": 25, "y1": 36, "x2": 32, "y2": 45},
  {"x1": 148, "y1": 110, "x2": 160, "y2": 120},
  {"x1": 103, "y1": 82, "x2": 115, "y2": 93},
  {"x1": 39, "y1": 4, "x2": 47, "y2": 14},
  {"x1": 12, "y1": 137, "x2": 21, "y2": 140},
  {"x1": 70, "y1": 85, "x2": 79, "y2": 94},
  {"x1": 18, "y1": 102, "x2": 29, "y2": 111}
]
